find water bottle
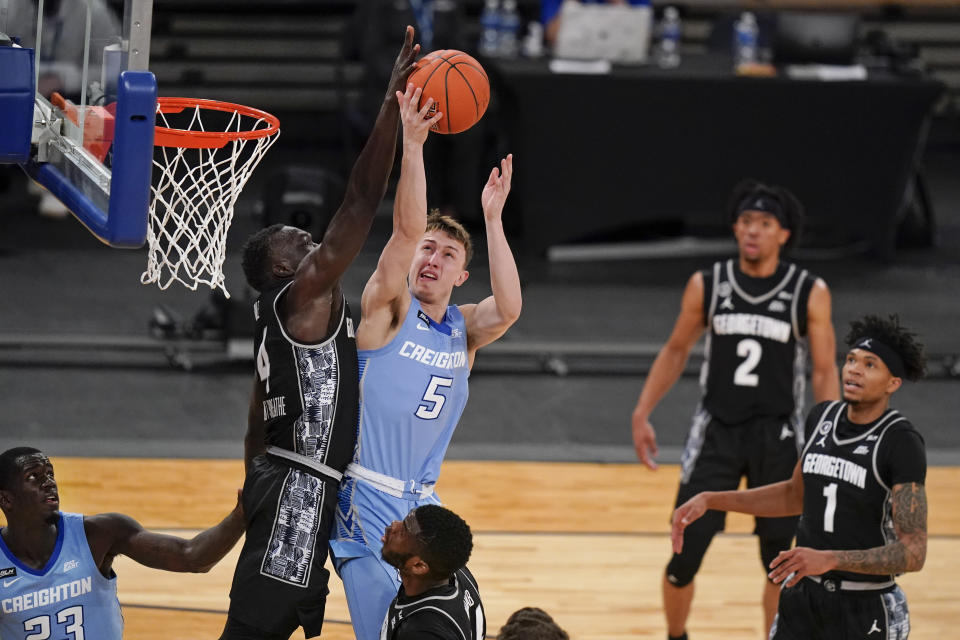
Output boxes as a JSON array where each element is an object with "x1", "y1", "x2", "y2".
[
  {"x1": 478, "y1": 0, "x2": 500, "y2": 57},
  {"x1": 498, "y1": 0, "x2": 521, "y2": 59},
  {"x1": 733, "y1": 11, "x2": 758, "y2": 68},
  {"x1": 522, "y1": 20, "x2": 544, "y2": 58},
  {"x1": 656, "y1": 6, "x2": 682, "y2": 69}
]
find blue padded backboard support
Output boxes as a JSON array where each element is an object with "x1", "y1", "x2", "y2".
[
  {"x1": 25, "y1": 70, "x2": 157, "y2": 248},
  {"x1": 0, "y1": 45, "x2": 35, "y2": 164}
]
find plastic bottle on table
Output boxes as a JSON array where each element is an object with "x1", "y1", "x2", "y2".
[
  {"x1": 656, "y1": 6, "x2": 682, "y2": 69},
  {"x1": 498, "y1": 0, "x2": 521, "y2": 59},
  {"x1": 733, "y1": 11, "x2": 758, "y2": 69},
  {"x1": 478, "y1": 0, "x2": 501, "y2": 57}
]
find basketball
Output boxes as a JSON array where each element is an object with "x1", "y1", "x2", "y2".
[{"x1": 408, "y1": 50, "x2": 490, "y2": 135}]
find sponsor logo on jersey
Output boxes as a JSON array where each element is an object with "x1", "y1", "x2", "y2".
[
  {"x1": 253, "y1": 299, "x2": 261, "y2": 322},
  {"x1": 780, "y1": 425, "x2": 794, "y2": 441},
  {"x1": 767, "y1": 300, "x2": 787, "y2": 313},
  {"x1": 1, "y1": 577, "x2": 92, "y2": 614},
  {"x1": 868, "y1": 619, "x2": 881, "y2": 635},
  {"x1": 0, "y1": 567, "x2": 15, "y2": 579},
  {"x1": 346, "y1": 317, "x2": 355, "y2": 338},
  {"x1": 853, "y1": 445, "x2": 871, "y2": 455},
  {"x1": 816, "y1": 435, "x2": 828, "y2": 447},
  {"x1": 720, "y1": 296, "x2": 735, "y2": 311},
  {"x1": 416, "y1": 322, "x2": 430, "y2": 331},
  {"x1": 717, "y1": 282, "x2": 732, "y2": 299},
  {"x1": 451, "y1": 327, "x2": 463, "y2": 338},
  {"x1": 3, "y1": 577, "x2": 21, "y2": 588},
  {"x1": 63, "y1": 559, "x2": 79, "y2": 573},
  {"x1": 777, "y1": 291, "x2": 793, "y2": 300},
  {"x1": 819, "y1": 421, "x2": 833, "y2": 435},
  {"x1": 803, "y1": 453, "x2": 867, "y2": 488},
  {"x1": 712, "y1": 313, "x2": 791, "y2": 343},
  {"x1": 463, "y1": 589, "x2": 474, "y2": 613},
  {"x1": 263, "y1": 396, "x2": 287, "y2": 420},
  {"x1": 867, "y1": 434, "x2": 879, "y2": 441},
  {"x1": 399, "y1": 341, "x2": 467, "y2": 369}
]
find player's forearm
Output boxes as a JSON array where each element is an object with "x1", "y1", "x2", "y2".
[
  {"x1": 179, "y1": 506, "x2": 246, "y2": 573},
  {"x1": 704, "y1": 480, "x2": 801, "y2": 518},
  {"x1": 811, "y1": 362, "x2": 840, "y2": 403},
  {"x1": 343, "y1": 95, "x2": 401, "y2": 221},
  {"x1": 485, "y1": 217, "x2": 522, "y2": 323},
  {"x1": 831, "y1": 535, "x2": 927, "y2": 575},
  {"x1": 394, "y1": 141, "x2": 427, "y2": 239},
  {"x1": 634, "y1": 345, "x2": 689, "y2": 418}
]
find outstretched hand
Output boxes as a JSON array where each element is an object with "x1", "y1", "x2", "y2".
[
  {"x1": 397, "y1": 83, "x2": 442, "y2": 145},
  {"x1": 670, "y1": 494, "x2": 709, "y2": 554},
  {"x1": 481, "y1": 154, "x2": 514, "y2": 221},
  {"x1": 387, "y1": 26, "x2": 421, "y2": 99}
]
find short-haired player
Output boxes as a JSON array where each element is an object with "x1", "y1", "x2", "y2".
[
  {"x1": 331, "y1": 82, "x2": 521, "y2": 639},
  {"x1": 630, "y1": 179, "x2": 840, "y2": 638}
]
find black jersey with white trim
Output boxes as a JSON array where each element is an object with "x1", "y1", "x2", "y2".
[
  {"x1": 700, "y1": 259, "x2": 816, "y2": 425},
  {"x1": 252, "y1": 282, "x2": 359, "y2": 474},
  {"x1": 381, "y1": 567, "x2": 485, "y2": 640},
  {"x1": 796, "y1": 401, "x2": 926, "y2": 583}
]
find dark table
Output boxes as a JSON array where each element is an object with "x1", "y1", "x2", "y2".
[{"x1": 488, "y1": 56, "x2": 945, "y2": 258}]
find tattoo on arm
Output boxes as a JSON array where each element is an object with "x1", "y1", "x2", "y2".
[{"x1": 834, "y1": 483, "x2": 928, "y2": 575}]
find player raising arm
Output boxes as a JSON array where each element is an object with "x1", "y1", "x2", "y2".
[{"x1": 331, "y1": 86, "x2": 521, "y2": 640}]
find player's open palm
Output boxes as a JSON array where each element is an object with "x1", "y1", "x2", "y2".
[
  {"x1": 481, "y1": 154, "x2": 513, "y2": 220},
  {"x1": 631, "y1": 412, "x2": 659, "y2": 470},
  {"x1": 397, "y1": 83, "x2": 442, "y2": 145},
  {"x1": 388, "y1": 26, "x2": 420, "y2": 97}
]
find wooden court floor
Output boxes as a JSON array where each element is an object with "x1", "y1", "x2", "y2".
[{"x1": 4, "y1": 458, "x2": 959, "y2": 639}]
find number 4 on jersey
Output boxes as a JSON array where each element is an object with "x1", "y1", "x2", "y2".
[{"x1": 416, "y1": 375, "x2": 453, "y2": 419}]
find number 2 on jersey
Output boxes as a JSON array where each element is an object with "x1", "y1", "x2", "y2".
[
  {"x1": 734, "y1": 338, "x2": 762, "y2": 387},
  {"x1": 416, "y1": 375, "x2": 453, "y2": 419}
]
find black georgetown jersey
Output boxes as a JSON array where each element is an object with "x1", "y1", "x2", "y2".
[
  {"x1": 253, "y1": 281, "x2": 359, "y2": 474},
  {"x1": 701, "y1": 259, "x2": 816, "y2": 426},
  {"x1": 796, "y1": 401, "x2": 926, "y2": 583},
  {"x1": 381, "y1": 568, "x2": 485, "y2": 640}
]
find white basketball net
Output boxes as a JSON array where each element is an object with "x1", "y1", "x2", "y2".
[{"x1": 141, "y1": 104, "x2": 279, "y2": 297}]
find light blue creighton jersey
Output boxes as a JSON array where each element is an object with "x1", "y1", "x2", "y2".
[
  {"x1": 356, "y1": 298, "x2": 470, "y2": 485},
  {"x1": 0, "y1": 512, "x2": 123, "y2": 640}
]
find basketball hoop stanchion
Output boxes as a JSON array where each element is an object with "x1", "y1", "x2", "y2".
[{"x1": 142, "y1": 98, "x2": 280, "y2": 297}]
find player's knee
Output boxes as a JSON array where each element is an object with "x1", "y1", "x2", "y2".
[
  {"x1": 760, "y1": 536, "x2": 793, "y2": 578},
  {"x1": 665, "y1": 550, "x2": 705, "y2": 588}
]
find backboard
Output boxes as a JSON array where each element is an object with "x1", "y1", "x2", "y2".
[{"x1": 0, "y1": 0, "x2": 156, "y2": 247}]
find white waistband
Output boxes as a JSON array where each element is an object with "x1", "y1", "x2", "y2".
[
  {"x1": 807, "y1": 575, "x2": 895, "y2": 591},
  {"x1": 345, "y1": 463, "x2": 435, "y2": 500},
  {"x1": 266, "y1": 446, "x2": 343, "y2": 483}
]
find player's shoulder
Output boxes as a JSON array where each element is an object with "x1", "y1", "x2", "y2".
[
  {"x1": 804, "y1": 400, "x2": 841, "y2": 436},
  {"x1": 882, "y1": 411, "x2": 924, "y2": 445}
]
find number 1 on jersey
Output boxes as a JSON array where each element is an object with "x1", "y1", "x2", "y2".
[
  {"x1": 822, "y1": 482, "x2": 838, "y2": 533},
  {"x1": 416, "y1": 375, "x2": 453, "y2": 419}
]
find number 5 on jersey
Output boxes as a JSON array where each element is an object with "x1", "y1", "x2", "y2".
[{"x1": 417, "y1": 375, "x2": 453, "y2": 419}]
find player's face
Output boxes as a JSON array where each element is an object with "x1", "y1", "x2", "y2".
[
  {"x1": 408, "y1": 230, "x2": 468, "y2": 304},
  {"x1": 842, "y1": 348, "x2": 901, "y2": 405},
  {"x1": 274, "y1": 226, "x2": 317, "y2": 271},
  {"x1": 380, "y1": 510, "x2": 424, "y2": 570},
  {"x1": 733, "y1": 210, "x2": 790, "y2": 263},
  {"x1": 1, "y1": 453, "x2": 59, "y2": 522}
]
